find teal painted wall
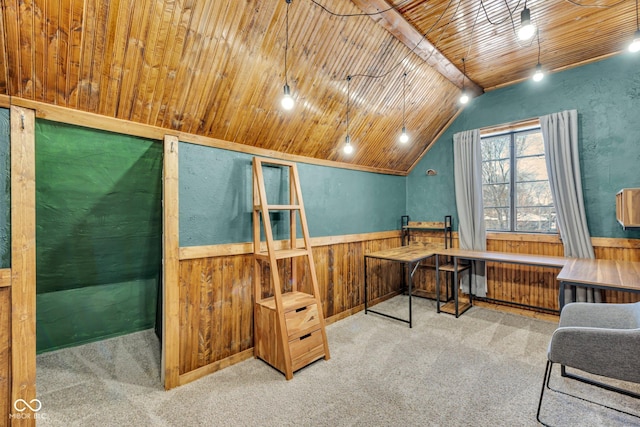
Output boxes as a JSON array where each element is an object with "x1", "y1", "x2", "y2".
[
  {"x1": 179, "y1": 143, "x2": 406, "y2": 246},
  {"x1": 408, "y1": 53, "x2": 640, "y2": 239},
  {"x1": 36, "y1": 120, "x2": 162, "y2": 352},
  {"x1": 0, "y1": 109, "x2": 9, "y2": 268}
]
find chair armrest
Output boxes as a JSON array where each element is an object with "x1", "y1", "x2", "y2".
[
  {"x1": 548, "y1": 327, "x2": 640, "y2": 384},
  {"x1": 559, "y1": 302, "x2": 640, "y2": 329}
]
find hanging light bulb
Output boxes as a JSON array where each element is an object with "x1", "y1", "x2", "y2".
[
  {"x1": 399, "y1": 126, "x2": 409, "y2": 143},
  {"x1": 281, "y1": 84, "x2": 294, "y2": 110},
  {"x1": 280, "y1": 0, "x2": 294, "y2": 110},
  {"x1": 459, "y1": 58, "x2": 470, "y2": 104},
  {"x1": 343, "y1": 135, "x2": 354, "y2": 154},
  {"x1": 459, "y1": 90, "x2": 470, "y2": 104},
  {"x1": 518, "y1": 7, "x2": 536, "y2": 41},
  {"x1": 532, "y1": 63, "x2": 544, "y2": 82},
  {"x1": 399, "y1": 72, "x2": 409, "y2": 143},
  {"x1": 532, "y1": 32, "x2": 544, "y2": 82},
  {"x1": 343, "y1": 76, "x2": 354, "y2": 155}
]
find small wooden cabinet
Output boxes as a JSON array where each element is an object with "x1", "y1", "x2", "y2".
[
  {"x1": 616, "y1": 188, "x2": 640, "y2": 229},
  {"x1": 254, "y1": 292, "x2": 325, "y2": 374}
]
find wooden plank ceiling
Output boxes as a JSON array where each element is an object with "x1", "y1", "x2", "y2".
[{"x1": 0, "y1": 0, "x2": 636, "y2": 174}]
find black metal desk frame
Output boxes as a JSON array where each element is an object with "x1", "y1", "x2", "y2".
[{"x1": 364, "y1": 248, "x2": 435, "y2": 328}]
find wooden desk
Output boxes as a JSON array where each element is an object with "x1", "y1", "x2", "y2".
[
  {"x1": 434, "y1": 248, "x2": 568, "y2": 317},
  {"x1": 364, "y1": 245, "x2": 437, "y2": 327},
  {"x1": 557, "y1": 258, "x2": 640, "y2": 309}
]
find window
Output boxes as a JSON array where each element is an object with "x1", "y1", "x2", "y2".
[{"x1": 481, "y1": 127, "x2": 557, "y2": 233}]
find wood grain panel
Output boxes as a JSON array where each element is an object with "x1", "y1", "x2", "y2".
[
  {"x1": 178, "y1": 236, "x2": 401, "y2": 377},
  {"x1": 0, "y1": 1, "x2": 636, "y2": 172}
]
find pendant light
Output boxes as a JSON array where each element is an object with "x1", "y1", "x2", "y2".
[
  {"x1": 343, "y1": 75, "x2": 354, "y2": 154},
  {"x1": 399, "y1": 72, "x2": 409, "y2": 143},
  {"x1": 459, "y1": 58, "x2": 470, "y2": 105},
  {"x1": 532, "y1": 31, "x2": 545, "y2": 82},
  {"x1": 518, "y1": 4, "x2": 535, "y2": 41},
  {"x1": 629, "y1": 0, "x2": 640, "y2": 52},
  {"x1": 281, "y1": 0, "x2": 294, "y2": 110}
]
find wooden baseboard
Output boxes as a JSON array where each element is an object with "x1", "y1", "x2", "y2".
[{"x1": 178, "y1": 348, "x2": 254, "y2": 387}]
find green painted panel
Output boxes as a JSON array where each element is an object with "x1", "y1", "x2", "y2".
[
  {"x1": 36, "y1": 278, "x2": 158, "y2": 353},
  {"x1": 35, "y1": 120, "x2": 162, "y2": 352},
  {"x1": 408, "y1": 54, "x2": 640, "y2": 238},
  {"x1": 179, "y1": 143, "x2": 406, "y2": 246},
  {"x1": 0, "y1": 108, "x2": 9, "y2": 268},
  {"x1": 36, "y1": 120, "x2": 163, "y2": 292}
]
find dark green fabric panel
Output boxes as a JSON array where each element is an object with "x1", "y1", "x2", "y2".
[
  {"x1": 35, "y1": 120, "x2": 163, "y2": 293},
  {"x1": 0, "y1": 108, "x2": 9, "y2": 268},
  {"x1": 178, "y1": 143, "x2": 406, "y2": 246},
  {"x1": 36, "y1": 277, "x2": 158, "y2": 353}
]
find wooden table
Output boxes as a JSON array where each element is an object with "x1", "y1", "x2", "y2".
[
  {"x1": 364, "y1": 245, "x2": 437, "y2": 327},
  {"x1": 557, "y1": 258, "x2": 640, "y2": 309},
  {"x1": 435, "y1": 248, "x2": 568, "y2": 317}
]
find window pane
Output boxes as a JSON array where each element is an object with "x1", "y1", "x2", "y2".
[
  {"x1": 485, "y1": 207, "x2": 510, "y2": 231},
  {"x1": 515, "y1": 132, "x2": 544, "y2": 156},
  {"x1": 483, "y1": 183, "x2": 510, "y2": 213},
  {"x1": 482, "y1": 159, "x2": 510, "y2": 184},
  {"x1": 516, "y1": 207, "x2": 557, "y2": 233},
  {"x1": 516, "y1": 155, "x2": 548, "y2": 182},
  {"x1": 482, "y1": 136, "x2": 510, "y2": 160},
  {"x1": 516, "y1": 181, "x2": 554, "y2": 208}
]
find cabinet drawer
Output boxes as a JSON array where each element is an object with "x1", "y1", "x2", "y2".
[
  {"x1": 290, "y1": 329, "x2": 325, "y2": 371},
  {"x1": 285, "y1": 304, "x2": 320, "y2": 339}
]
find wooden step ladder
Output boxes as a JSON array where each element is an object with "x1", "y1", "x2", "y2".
[{"x1": 252, "y1": 157, "x2": 330, "y2": 379}]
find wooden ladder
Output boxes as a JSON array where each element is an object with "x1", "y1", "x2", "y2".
[{"x1": 252, "y1": 157, "x2": 330, "y2": 379}]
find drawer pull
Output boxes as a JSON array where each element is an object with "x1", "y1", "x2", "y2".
[
  {"x1": 295, "y1": 307, "x2": 306, "y2": 313},
  {"x1": 300, "y1": 333, "x2": 311, "y2": 340}
]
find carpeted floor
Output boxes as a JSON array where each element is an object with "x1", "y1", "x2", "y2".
[{"x1": 36, "y1": 296, "x2": 640, "y2": 426}]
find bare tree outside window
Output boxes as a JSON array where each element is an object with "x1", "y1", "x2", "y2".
[{"x1": 481, "y1": 128, "x2": 556, "y2": 233}]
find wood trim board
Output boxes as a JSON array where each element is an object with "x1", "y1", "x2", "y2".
[
  {"x1": 179, "y1": 230, "x2": 402, "y2": 260},
  {"x1": 162, "y1": 135, "x2": 180, "y2": 390},
  {"x1": 0, "y1": 95, "x2": 405, "y2": 176},
  {"x1": 10, "y1": 106, "x2": 37, "y2": 426}
]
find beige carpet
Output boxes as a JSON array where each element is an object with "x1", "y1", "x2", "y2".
[{"x1": 35, "y1": 296, "x2": 640, "y2": 426}]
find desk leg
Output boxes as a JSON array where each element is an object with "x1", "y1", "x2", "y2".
[
  {"x1": 454, "y1": 257, "x2": 459, "y2": 318},
  {"x1": 559, "y1": 280, "x2": 565, "y2": 313},
  {"x1": 364, "y1": 256, "x2": 368, "y2": 315},
  {"x1": 407, "y1": 261, "x2": 413, "y2": 328},
  {"x1": 436, "y1": 255, "x2": 441, "y2": 313}
]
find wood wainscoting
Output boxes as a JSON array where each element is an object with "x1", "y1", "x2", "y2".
[
  {"x1": 176, "y1": 231, "x2": 402, "y2": 384},
  {"x1": 174, "y1": 229, "x2": 640, "y2": 386}
]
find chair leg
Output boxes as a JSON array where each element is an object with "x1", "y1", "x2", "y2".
[{"x1": 536, "y1": 360, "x2": 553, "y2": 425}]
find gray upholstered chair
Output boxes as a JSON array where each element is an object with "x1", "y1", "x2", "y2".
[{"x1": 537, "y1": 301, "x2": 640, "y2": 424}]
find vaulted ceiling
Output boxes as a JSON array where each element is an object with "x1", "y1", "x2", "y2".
[{"x1": 0, "y1": 0, "x2": 636, "y2": 174}]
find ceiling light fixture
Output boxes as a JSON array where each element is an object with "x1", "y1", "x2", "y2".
[
  {"x1": 518, "y1": 5, "x2": 536, "y2": 41},
  {"x1": 343, "y1": 75, "x2": 354, "y2": 155},
  {"x1": 459, "y1": 58, "x2": 470, "y2": 105},
  {"x1": 399, "y1": 72, "x2": 409, "y2": 143},
  {"x1": 532, "y1": 31, "x2": 544, "y2": 82},
  {"x1": 281, "y1": 0, "x2": 294, "y2": 110},
  {"x1": 629, "y1": 0, "x2": 640, "y2": 52}
]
